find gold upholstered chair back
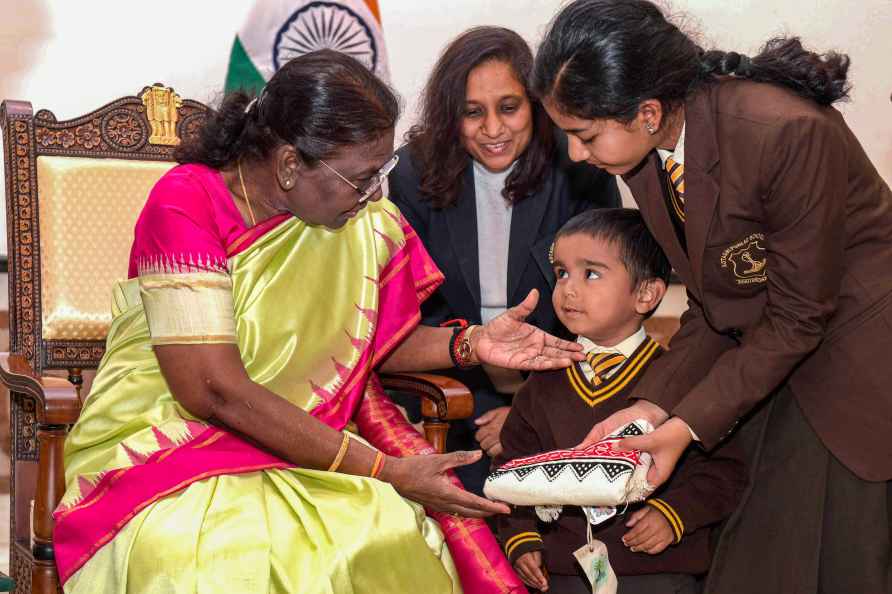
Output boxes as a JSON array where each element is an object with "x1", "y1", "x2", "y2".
[
  {"x1": 4, "y1": 86, "x2": 207, "y2": 375},
  {"x1": 37, "y1": 157, "x2": 173, "y2": 344},
  {"x1": 0, "y1": 86, "x2": 208, "y2": 593}
]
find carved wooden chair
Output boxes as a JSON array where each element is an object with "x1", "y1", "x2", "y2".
[{"x1": 0, "y1": 86, "x2": 471, "y2": 594}]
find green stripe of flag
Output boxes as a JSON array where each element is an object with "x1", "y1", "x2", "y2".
[{"x1": 224, "y1": 36, "x2": 267, "y2": 95}]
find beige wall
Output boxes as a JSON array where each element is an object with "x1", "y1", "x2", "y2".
[
  {"x1": 2, "y1": 1, "x2": 889, "y2": 166},
  {"x1": 384, "y1": 0, "x2": 892, "y2": 182},
  {"x1": 0, "y1": 1, "x2": 889, "y2": 279}
]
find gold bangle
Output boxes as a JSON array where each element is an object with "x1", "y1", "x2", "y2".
[
  {"x1": 455, "y1": 324, "x2": 479, "y2": 368},
  {"x1": 465, "y1": 324, "x2": 480, "y2": 365},
  {"x1": 327, "y1": 433, "x2": 351, "y2": 472},
  {"x1": 369, "y1": 451, "x2": 386, "y2": 479}
]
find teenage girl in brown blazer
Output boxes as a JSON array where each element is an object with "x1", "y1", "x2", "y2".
[{"x1": 532, "y1": 1, "x2": 892, "y2": 592}]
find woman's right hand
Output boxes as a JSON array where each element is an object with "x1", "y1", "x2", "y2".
[
  {"x1": 384, "y1": 450, "x2": 511, "y2": 518},
  {"x1": 475, "y1": 289, "x2": 585, "y2": 370}
]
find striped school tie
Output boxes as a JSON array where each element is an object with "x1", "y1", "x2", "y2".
[
  {"x1": 665, "y1": 156, "x2": 685, "y2": 222},
  {"x1": 585, "y1": 351, "x2": 626, "y2": 386}
]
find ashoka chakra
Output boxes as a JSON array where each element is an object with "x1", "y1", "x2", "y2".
[{"x1": 273, "y1": 2, "x2": 378, "y2": 72}]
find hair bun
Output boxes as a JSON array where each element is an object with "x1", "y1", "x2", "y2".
[
  {"x1": 726, "y1": 52, "x2": 754, "y2": 77},
  {"x1": 736, "y1": 55, "x2": 754, "y2": 76},
  {"x1": 700, "y1": 50, "x2": 754, "y2": 78},
  {"x1": 722, "y1": 51, "x2": 742, "y2": 73}
]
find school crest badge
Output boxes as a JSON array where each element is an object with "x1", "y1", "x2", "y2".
[{"x1": 721, "y1": 233, "x2": 767, "y2": 285}]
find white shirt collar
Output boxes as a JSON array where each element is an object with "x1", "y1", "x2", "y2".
[
  {"x1": 576, "y1": 326, "x2": 647, "y2": 359},
  {"x1": 657, "y1": 120, "x2": 686, "y2": 168}
]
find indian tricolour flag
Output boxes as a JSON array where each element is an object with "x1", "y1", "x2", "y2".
[{"x1": 225, "y1": 0, "x2": 389, "y2": 94}]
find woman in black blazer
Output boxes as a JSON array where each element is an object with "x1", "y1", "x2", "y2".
[{"x1": 389, "y1": 27, "x2": 619, "y2": 494}]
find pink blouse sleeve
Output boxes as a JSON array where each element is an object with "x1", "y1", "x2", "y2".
[{"x1": 128, "y1": 166, "x2": 230, "y2": 278}]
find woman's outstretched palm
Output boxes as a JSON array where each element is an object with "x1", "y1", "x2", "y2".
[{"x1": 476, "y1": 289, "x2": 584, "y2": 370}]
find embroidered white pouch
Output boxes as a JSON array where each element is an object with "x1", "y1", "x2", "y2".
[{"x1": 484, "y1": 420, "x2": 654, "y2": 507}]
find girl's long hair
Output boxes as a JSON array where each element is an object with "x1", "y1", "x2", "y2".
[{"x1": 533, "y1": 0, "x2": 850, "y2": 122}]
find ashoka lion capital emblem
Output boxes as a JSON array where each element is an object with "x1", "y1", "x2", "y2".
[{"x1": 141, "y1": 85, "x2": 183, "y2": 146}]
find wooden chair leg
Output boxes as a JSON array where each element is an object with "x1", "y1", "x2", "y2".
[
  {"x1": 422, "y1": 420, "x2": 450, "y2": 454},
  {"x1": 32, "y1": 423, "x2": 66, "y2": 594}
]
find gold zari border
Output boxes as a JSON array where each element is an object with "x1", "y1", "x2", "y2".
[{"x1": 139, "y1": 271, "x2": 237, "y2": 346}]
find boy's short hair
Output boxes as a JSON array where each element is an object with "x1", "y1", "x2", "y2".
[{"x1": 555, "y1": 208, "x2": 672, "y2": 289}]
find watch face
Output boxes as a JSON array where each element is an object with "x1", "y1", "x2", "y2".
[{"x1": 457, "y1": 339, "x2": 473, "y2": 364}]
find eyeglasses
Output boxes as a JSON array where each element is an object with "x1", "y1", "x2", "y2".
[{"x1": 318, "y1": 154, "x2": 399, "y2": 203}]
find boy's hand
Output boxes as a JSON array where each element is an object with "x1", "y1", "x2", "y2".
[
  {"x1": 474, "y1": 406, "x2": 511, "y2": 458},
  {"x1": 622, "y1": 505, "x2": 676, "y2": 554},
  {"x1": 514, "y1": 550, "x2": 548, "y2": 591}
]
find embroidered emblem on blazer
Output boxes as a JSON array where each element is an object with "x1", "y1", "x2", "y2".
[{"x1": 720, "y1": 233, "x2": 767, "y2": 285}]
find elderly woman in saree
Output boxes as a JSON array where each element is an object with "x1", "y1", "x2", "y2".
[{"x1": 53, "y1": 51, "x2": 583, "y2": 594}]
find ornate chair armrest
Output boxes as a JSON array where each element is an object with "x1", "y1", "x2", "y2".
[
  {"x1": 379, "y1": 372, "x2": 473, "y2": 420},
  {"x1": 379, "y1": 372, "x2": 474, "y2": 453},
  {"x1": 0, "y1": 353, "x2": 78, "y2": 590},
  {"x1": 0, "y1": 353, "x2": 81, "y2": 424}
]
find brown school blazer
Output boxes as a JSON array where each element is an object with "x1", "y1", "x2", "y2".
[{"x1": 625, "y1": 78, "x2": 892, "y2": 481}]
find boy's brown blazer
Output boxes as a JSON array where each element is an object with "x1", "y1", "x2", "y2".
[{"x1": 625, "y1": 78, "x2": 892, "y2": 481}]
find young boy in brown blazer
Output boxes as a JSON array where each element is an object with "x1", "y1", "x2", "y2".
[{"x1": 496, "y1": 209, "x2": 746, "y2": 594}]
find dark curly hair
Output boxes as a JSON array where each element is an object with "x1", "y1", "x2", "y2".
[
  {"x1": 176, "y1": 49, "x2": 399, "y2": 168},
  {"x1": 405, "y1": 27, "x2": 555, "y2": 208},
  {"x1": 533, "y1": 0, "x2": 851, "y2": 123}
]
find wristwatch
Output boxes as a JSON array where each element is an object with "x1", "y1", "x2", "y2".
[{"x1": 450, "y1": 325, "x2": 479, "y2": 369}]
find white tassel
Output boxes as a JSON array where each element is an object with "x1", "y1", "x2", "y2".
[
  {"x1": 535, "y1": 505, "x2": 563, "y2": 522},
  {"x1": 623, "y1": 451, "x2": 655, "y2": 503}
]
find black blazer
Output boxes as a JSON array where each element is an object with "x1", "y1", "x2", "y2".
[{"x1": 389, "y1": 136, "x2": 620, "y2": 391}]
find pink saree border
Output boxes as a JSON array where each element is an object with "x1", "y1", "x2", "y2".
[
  {"x1": 54, "y1": 427, "x2": 291, "y2": 584},
  {"x1": 225, "y1": 213, "x2": 292, "y2": 258},
  {"x1": 305, "y1": 231, "x2": 441, "y2": 429},
  {"x1": 355, "y1": 375, "x2": 527, "y2": 594}
]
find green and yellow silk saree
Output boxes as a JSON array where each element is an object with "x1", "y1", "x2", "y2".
[{"x1": 54, "y1": 164, "x2": 526, "y2": 594}]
